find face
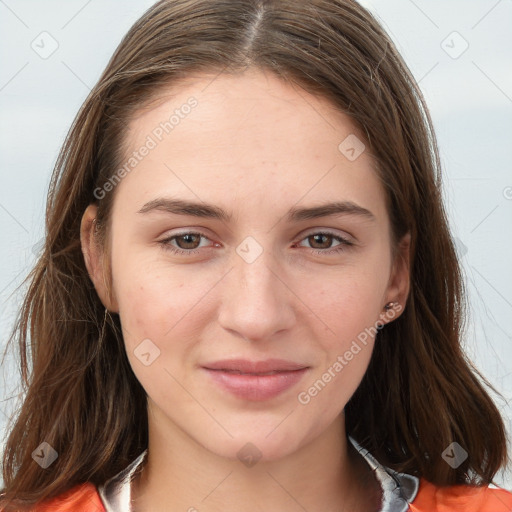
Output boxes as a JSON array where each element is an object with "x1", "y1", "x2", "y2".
[{"x1": 83, "y1": 67, "x2": 409, "y2": 462}]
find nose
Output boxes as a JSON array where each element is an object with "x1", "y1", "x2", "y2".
[{"x1": 217, "y1": 244, "x2": 295, "y2": 343}]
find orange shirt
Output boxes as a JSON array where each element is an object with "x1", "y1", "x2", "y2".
[
  {"x1": 29, "y1": 478, "x2": 512, "y2": 511},
  {"x1": 29, "y1": 483, "x2": 105, "y2": 512},
  {"x1": 410, "y1": 479, "x2": 512, "y2": 512}
]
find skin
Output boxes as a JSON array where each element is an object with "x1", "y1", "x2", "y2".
[{"x1": 81, "y1": 67, "x2": 410, "y2": 512}]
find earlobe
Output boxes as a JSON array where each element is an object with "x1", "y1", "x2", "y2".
[{"x1": 80, "y1": 204, "x2": 118, "y2": 312}]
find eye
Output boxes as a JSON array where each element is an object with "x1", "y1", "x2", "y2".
[
  {"x1": 158, "y1": 232, "x2": 214, "y2": 256},
  {"x1": 294, "y1": 231, "x2": 354, "y2": 255}
]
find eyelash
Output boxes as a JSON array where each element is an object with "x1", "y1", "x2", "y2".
[{"x1": 158, "y1": 231, "x2": 354, "y2": 257}]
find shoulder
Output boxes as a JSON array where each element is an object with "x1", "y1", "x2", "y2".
[
  {"x1": 410, "y1": 478, "x2": 512, "y2": 512},
  {"x1": 30, "y1": 482, "x2": 105, "y2": 512}
]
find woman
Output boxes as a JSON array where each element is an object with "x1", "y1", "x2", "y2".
[{"x1": 1, "y1": 0, "x2": 511, "y2": 511}]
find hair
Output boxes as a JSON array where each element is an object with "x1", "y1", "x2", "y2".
[{"x1": 1, "y1": 0, "x2": 509, "y2": 509}]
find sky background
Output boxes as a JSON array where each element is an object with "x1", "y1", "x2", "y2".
[{"x1": 1, "y1": 0, "x2": 511, "y2": 491}]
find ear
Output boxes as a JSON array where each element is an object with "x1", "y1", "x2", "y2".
[
  {"x1": 380, "y1": 232, "x2": 411, "y2": 325},
  {"x1": 80, "y1": 204, "x2": 119, "y2": 312}
]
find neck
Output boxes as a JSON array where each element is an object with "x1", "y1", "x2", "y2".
[{"x1": 131, "y1": 403, "x2": 381, "y2": 512}]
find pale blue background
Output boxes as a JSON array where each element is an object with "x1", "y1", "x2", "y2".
[{"x1": 1, "y1": 0, "x2": 511, "y2": 490}]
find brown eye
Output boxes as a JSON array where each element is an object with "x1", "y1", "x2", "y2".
[
  {"x1": 307, "y1": 233, "x2": 335, "y2": 249},
  {"x1": 174, "y1": 233, "x2": 202, "y2": 250},
  {"x1": 296, "y1": 231, "x2": 354, "y2": 255},
  {"x1": 158, "y1": 231, "x2": 212, "y2": 256}
]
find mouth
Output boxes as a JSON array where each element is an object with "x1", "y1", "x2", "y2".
[{"x1": 201, "y1": 359, "x2": 310, "y2": 401}]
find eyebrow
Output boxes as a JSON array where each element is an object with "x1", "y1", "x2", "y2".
[{"x1": 137, "y1": 198, "x2": 376, "y2": 223}]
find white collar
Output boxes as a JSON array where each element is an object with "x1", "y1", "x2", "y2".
[{"x1": 98, "y1": 436, "x2": 419, "y2": 512}]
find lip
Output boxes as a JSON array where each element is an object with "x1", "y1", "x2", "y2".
[
  {"x1": 202, "y1": 358, "x2": 309, "y2": 373},
  {"x1": 201, "y1": 359, "x2": 310, "y2": 401}
]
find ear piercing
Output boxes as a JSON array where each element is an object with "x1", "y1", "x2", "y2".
[{"x1": 378, "y1": 302, "x2": 400, "y2": 331}]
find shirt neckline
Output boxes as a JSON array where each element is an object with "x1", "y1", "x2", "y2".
[{"x1": 97, "y1": 436, "x2": 419, "y2": 512}]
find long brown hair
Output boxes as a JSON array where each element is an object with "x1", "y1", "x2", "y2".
[{"x1": 1, "y1": 0, "x2": 508, "y2": 508}]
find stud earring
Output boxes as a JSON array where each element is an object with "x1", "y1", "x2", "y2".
[{"x1": 384, "y1": 301, "x2": 397, "y2": 311}]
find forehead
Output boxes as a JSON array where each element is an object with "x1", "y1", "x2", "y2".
[
  {"x1": 114, "y1": 68, "x2": 387, "y2": 224},
  {"x1": 125, "y1": 67, "x2": 363, "y2": 152}
]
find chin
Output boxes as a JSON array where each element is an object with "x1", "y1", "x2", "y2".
[{"x1": 194, "y1": 422, "x2": 313, "y2": 465}]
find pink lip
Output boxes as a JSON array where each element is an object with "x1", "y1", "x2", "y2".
[{"x1": 201, "y1": 359, "x2": 310, "y2": 401}]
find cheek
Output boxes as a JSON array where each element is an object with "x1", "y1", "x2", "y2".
[
  {"x1": 294, "y1": 264, "x2": 386, "y2": 345},
  {"x1": 296, "y1": 312, "x2": 376, "y2": 425},
  {"x1": 291, "y1": 266, "x2": 385, "y2": 410},
  {"x1": 111, "y1": 254, "x2": 219, "y2": 367}
]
